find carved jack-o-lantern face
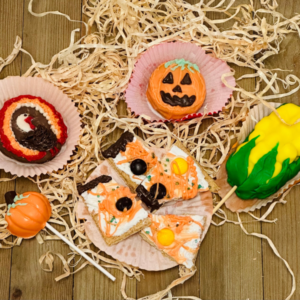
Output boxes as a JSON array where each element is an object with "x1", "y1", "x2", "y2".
[{"x1": 146, "y1": 59, "x2": 206, "y2": 119}]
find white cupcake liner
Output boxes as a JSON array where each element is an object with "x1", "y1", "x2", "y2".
[
  {"x1": 216, "y1": 102, "x2": 300, "y2": 213},
  {"x1": 125, "y1": 42, "x2": 236, "y2": 122},
  {"x1": 0, "y1": 76, "x2": 81, "y2": 177},
  {"x1": 76, "y1": 159, "x2": 213, "y2": 271}
]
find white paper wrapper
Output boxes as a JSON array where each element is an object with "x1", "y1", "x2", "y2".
[
  {"x1": 125, "y1": 42, "x2": 236, "y2": 122},
  {"x1": 76, "y1": 160, "x2": 213, "y2": 271},
  {"x1": 0, "y1": 76, "x2": 81, "y2": 177},
  {"x1": 216, "y1": 102, "x2": 300, "y2": 213}
]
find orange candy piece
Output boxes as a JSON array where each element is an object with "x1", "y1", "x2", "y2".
[
  {"x1": 5, "y1": 192, "x2": 52, "y2": 239},
  {"x1": 146, "y1": 59, "x2": 206, "y2": 119}
]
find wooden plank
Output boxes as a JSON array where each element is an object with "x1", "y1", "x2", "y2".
[
  {"x1": 0, "y1": 1, "x2": 23, "y2": 299},
  {"x1": 8, "y1": 1, "x2": 82, "y2": 300},
  {"x1": 199, "y1": 1, "x2": 263, "y2": 299},
  {"x1": 260, "y1": 2, "x2": 300, "y2": 299},
  {"x1": 0, "y1": 170, "x2": 15, "y2": 300},
  {"x1": 198, "y1": 2, "x2": 264, "y2": 300},
  {"x1": 74, "y1": 10, "x2": 137, "y2": 294},
  {"x1": 200, "y1": 70, "x2": 263, "y2": 300}
]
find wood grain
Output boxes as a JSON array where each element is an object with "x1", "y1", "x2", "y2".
[
  {"x1": 7, "y1": 1, "x2": 81, "y2": 300},
  {"x1": 0, "y1": 0, "x2": 300, "y2": 299},
  {"x1": 0, "y1": 1, "x2": 23, "y2": 299},
  {"x1": 259, "y1": 2, "x2": 300, "y2": 299}
]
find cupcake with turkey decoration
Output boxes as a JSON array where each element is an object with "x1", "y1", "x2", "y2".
[
  {"x1": 0, "y1": 76, "x2": 81, "y2": 177},
  {"x1": 0, "y1": 95, "x2": 68, "y2": 164},
  {"x1": 126, "y1": 42, "x2": 236, "y2": 122}
]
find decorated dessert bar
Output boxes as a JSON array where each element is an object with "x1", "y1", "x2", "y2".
[
  {"x1": 137, "y1": 141, "x2": 218, "y2": 206},
  {"x1": 140, "y1": 214, "x2": 206, "y2": 269},
  {"x1": 78, "y1": 174, "x2": 151, "y2": 246},
  {"x1": 76, "y1": 158, "x2": 214, "y2": 272},
  {"x1": 102, "y1": 131, "x2": 165, "y2": 191}
]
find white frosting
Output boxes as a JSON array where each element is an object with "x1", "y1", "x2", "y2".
[
  {"x1": 81, "y1": 179, "x2": 119, "y2": 213},
  {"x1": 168, "y1": 145, "x2": 209, "y2": 190},
  {"x1": 113, "y1": 137, "x2": 152, "y2": 184},
  {"x1": 16, "y1": 114, "x2": 33, "y2": 132},
  {"x1": 143, "y1": 215, "x2": 204, "y2": 268},
  {"x1": 141, "y1": 145, "x2": 209, "y2": 198},
  {"x1": 100, "y1": 206, "x2": 148, "y2": 236}
]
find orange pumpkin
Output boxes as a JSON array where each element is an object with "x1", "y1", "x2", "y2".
[
  {"x1": 146, "y1": 59, "x2": 206, "y2": 119},
  {"x1": 5, "y1": 191, "x2": 52, "y2": 239}
]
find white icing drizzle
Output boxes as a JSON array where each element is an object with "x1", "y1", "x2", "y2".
[{"x1": 16, "y1": 114, "x2": 33, "y2": 132}]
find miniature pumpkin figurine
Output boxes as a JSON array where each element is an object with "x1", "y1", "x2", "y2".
[
  {"x1": 5, "y1": 191, "x2": 52, "y2": 239},
  {"x1": 146, "y1": 58, "x2": 206, "y2": 119}
]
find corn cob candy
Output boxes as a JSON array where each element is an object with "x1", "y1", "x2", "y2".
[{"x1": 226, "y1": 103, "x2": 300, "y2": 199}]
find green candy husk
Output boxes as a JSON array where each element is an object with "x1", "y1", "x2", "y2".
[{"x1": 226, "y1": 135, "x2": 300, "y2": 200}]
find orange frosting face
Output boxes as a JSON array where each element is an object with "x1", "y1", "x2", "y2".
[
  {"x1": 146, "y1": 59, "x2": 206, "y2": 119},
  {"x1": 5, "y1": 192, "x2": 52, "y2": 239}
]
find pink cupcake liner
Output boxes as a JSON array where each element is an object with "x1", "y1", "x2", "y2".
[
  {"x1": 76, "y1": 160, "x2": 213, "y2": 271},
  {"x1": 0, "y1": 76, "x2": 82, "y2": 177},
  {"x1": 125, "y1": 42, "x2": 236, "y2": 122}
]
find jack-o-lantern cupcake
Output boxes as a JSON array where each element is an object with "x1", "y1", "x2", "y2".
[
  {"x1": 146, "y1": 59, "x2": 206, "y2": 120},
  {"x1": 125, "y1": 42, "x2": 236, "y2": 122}
]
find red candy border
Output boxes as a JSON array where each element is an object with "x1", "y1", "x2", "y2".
[{"x1": 0, "y1": 95, "x2": 68, "y2": 162}]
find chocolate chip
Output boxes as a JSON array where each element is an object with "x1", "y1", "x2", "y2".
[
  {"x1": 116, "y1": 197, "x2": 133, "y2": 212},
  {"x1": 130, "y1": 159, "x2": 147, "y2": 175},
  {"x1": 150, "y1": 183, "x2": 167, "y2": 200}
]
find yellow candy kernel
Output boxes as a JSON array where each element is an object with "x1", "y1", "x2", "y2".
[
  {"x1": 172, "y1": 157, "x2": 188, "y2": 175},
  {"x1": 247, "y1": 103, "x2": 300, "y2": 178},
  {"x1": 157, "y1": 228, "x2": 175, "y2": 246}
]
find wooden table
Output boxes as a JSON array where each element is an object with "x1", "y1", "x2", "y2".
[{"x1": 1, "y1": 1, "x2": 300, "y2": 299}]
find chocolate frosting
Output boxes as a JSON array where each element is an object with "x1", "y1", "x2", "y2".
[
  {"x1": 136, "y1": 185, "x2": 162, "y2": 212},
  {"x1": 77, "y1": 175, "x2": 112, "y2": 195},
  {"x1": 180, "y1": 73, "x2": 192, "y2": 85},
  {"x1": 19, "y1": 125, "x2": 57, "y2": 152},
  {"x1": 162, "y1": 72, "x2": 174, "y2": 84},
  {"x1": 11, "y1": 107, "x2": 52, "y2": 141},
  {"x1": 0, "y1": 106, "x2": 64, "y2": 164},
  {"x1": 172, "y1": 85, "x2": 182, "y2": 93},
  {"x1": 160, "y1": 91, "x2": 196, "y2": 107},
  {"x1": 102, "y1": 131, "x2": 134, "y2": 159}
]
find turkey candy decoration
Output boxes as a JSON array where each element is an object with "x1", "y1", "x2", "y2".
[
  {"x1": 0, "y1": 95, "x2": 68, "y2": 164},
  {"x1": 226, "y1": 103, "x2": 300, "y2": 200},
  {"x1": 5, "y1": 191, "x2": 51, "y2": 238},
  {"x1": 78, "y1": 174, "x2": 151, "y2": 246},
  {"x1": 137, "y1": 142, "x2": 218, "y2": 206},
  {"x1": 140, "y1": 214, "x2": 205, "y2": 269},
  {"x1": 146, "y1": 59, "x2": 206, "y2": 120}
]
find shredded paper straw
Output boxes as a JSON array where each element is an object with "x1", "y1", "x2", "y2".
[{"x1": 1, "y1": 0, "x2": 300, "y2": 299}]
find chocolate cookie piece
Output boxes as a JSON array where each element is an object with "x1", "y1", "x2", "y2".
[
  {"x1": 77, "y1": 175, "x2": 112, "y2": 195},
  {"x1": 102, "y1": 132, "x2": 134, "y2": 159},
  {"x1": 136, "y1": 185, "x2": 162, "y2": 212}
]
